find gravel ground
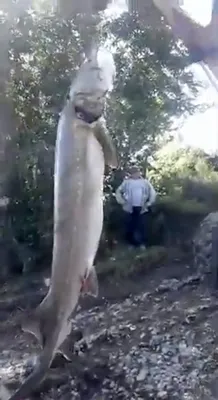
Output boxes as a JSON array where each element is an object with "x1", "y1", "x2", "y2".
[{"x1": 1, "y1": 256, "x2": 218, "y2": 400}]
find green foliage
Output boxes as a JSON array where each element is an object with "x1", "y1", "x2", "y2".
[
  {"x1": 149, "y1": 142, "x2": 218, "y2": 212},
  {"x1": 158, "y1": 197, "x2": 211, "y2": 215},
  {"x1": 103, "y1": 14, "x2": 199, "y2": 167}
]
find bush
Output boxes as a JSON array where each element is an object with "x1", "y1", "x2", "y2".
[{"x1": 149, "y1": 142, "x2": 218, "y2": 210}]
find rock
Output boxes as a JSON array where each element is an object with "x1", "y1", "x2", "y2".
[
  {"x1": 156, "y1": 279, "x2": 180, "y2": 293},
  {"x1": 136, "y1": 367, "x2": 148, "y2": 381},
  {"x1": 193, "y1": 212, "x2": 218, "y2": 276},
  {"x1": 157, "y1": 390, "x2": 168, "y2": 399}
]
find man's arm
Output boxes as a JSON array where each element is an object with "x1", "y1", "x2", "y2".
[
  {"x1": 145, "y1": 180, "x2": 157, "y2": 207},
  {"x1": 115, "y1": 180, "x2": 127, "y2": 205}
]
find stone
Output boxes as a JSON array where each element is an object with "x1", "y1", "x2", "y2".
[{"x1": 193, "y1": 212, "x2": 218, "y2": 276}]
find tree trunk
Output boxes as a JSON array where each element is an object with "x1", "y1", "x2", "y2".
[{"x1": 0, "y1": 18, "x2": 17, "y2": 197}]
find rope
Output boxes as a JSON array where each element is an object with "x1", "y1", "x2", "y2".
[{"x1": 200, "y1": 61, "x2": 218, "y2": 94}]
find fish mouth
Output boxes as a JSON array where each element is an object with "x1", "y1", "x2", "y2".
[{"x1": 74, "y1": 105, "x2": 102, "y2": 124}]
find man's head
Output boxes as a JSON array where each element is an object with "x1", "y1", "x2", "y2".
[{"x1": 129, "y1": 166, "x2": 141, "y2": 179}]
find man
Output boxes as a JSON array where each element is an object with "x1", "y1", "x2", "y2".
[{"x1": 115, "y1": 166, "x2": 157, "y2": 248}]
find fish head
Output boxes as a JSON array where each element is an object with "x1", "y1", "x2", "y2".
[
  {"x1": 73, "y1": 90, "x2": 107, "y2": 124},
  {"x1": 68, "y1": 45, "x2": 116, "y2": 124}
]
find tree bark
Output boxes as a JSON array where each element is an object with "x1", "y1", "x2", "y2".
[{"x1": 0, "y1": 17, "x2": 17, "y2": 197}]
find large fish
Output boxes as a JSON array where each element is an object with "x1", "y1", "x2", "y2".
[{"x1": 4, "y1": 46, "x2": 117, "y2": 400}]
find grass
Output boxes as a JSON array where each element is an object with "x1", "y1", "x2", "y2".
[{"x1": 97, "y1": 245, "x2": 168, "y2": 279}]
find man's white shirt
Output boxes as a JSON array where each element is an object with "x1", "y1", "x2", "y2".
[{"x1": 115, "y1": 177, "x2": 157, "y2": 213}]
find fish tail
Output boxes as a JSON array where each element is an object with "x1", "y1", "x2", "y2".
[{"x1": 7, "y1": 325, "x2": 60, "y2": 400}]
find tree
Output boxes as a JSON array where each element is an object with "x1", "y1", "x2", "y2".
[
  {"x1": 7, "y1": 12, "x2": 82, "y2": 252},
  {"x1": 103, "y1": 13, "x2": 199, "y2": 168},
  {"x1": 0, "y1": 13, "x2": 18, "y2": 196}
]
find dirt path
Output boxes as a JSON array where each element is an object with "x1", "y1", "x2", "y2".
[{"x1": 1, "y1": 256, "x2": 218, "y2": 399}]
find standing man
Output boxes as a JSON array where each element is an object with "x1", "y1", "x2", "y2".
[{"x1": 115, "y1": 166, "x2": 156, "y2": 248}]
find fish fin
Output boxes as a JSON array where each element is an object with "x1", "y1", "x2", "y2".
[
  {"x1": 56, "y1": 323, "x2": 83, "y2": 362},
  {"x1": 81, "y1": 265, "x2": 99, "y2": 298},
  {"x1": 8, "y1": 316, "x2": 61, "y2": 399},
  {"x1": 56, "y1": 320, "x2": 72, "y2": 351},
  {"x1": 57, "y1": 342, "x2": 73, "y2": 362},
  {"x1": 21, "y1": 311, "x2": 42, "y2": 345},
  {"x1": 21, "y1": 297, "x2": 54, "y2": 348},
  {"x1": 95, "y1": 119, "x2": 118, "y2": 168}
]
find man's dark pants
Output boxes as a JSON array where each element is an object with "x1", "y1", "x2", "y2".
[{"x1": 125, "y1": 206, "x2": 146, "y2": 247}]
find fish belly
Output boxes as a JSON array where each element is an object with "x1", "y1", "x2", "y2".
[{"x1": 50, "y1": 116, "x2": 104, "y2": 316}]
